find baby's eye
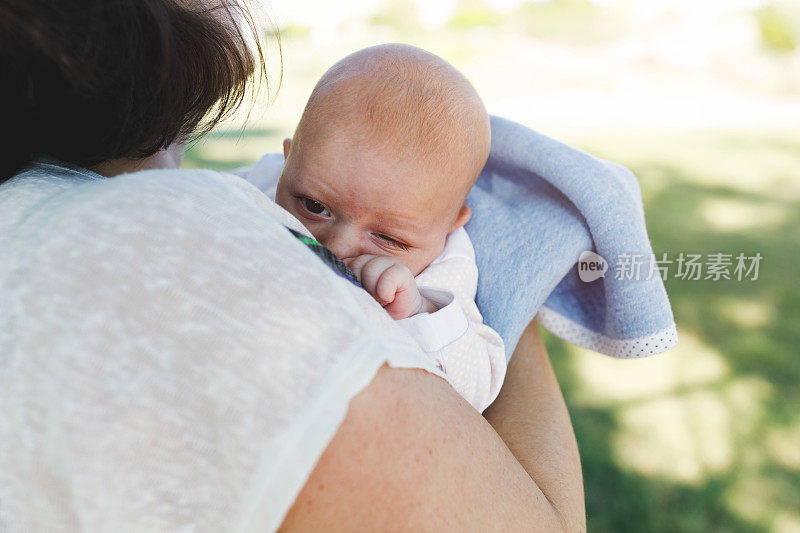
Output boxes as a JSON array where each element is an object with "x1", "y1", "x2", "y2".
[
  {"x1": 374, "y1": 233, "x2": 410, "y2": 251},
  {"x1": 300, "y1": 197, "x2": 330, "y2": 217}
]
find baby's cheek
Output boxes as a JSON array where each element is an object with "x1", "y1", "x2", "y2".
[
  {"x1": 298, "y1": 220, "x2": 322, "y2": 241},
  {"x1": 405, "y1": 248, "x2": 438, "y2": 277},
  {"x1": 273, "y1": 185, "x2": 291, "y2": 211}
]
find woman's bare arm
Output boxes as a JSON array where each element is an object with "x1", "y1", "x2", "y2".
[
  {"x1": 279, "y1": 319, "x2": 584, "y2": 531},
  {"x1": 484, "y1": 319, "x2": 586, "y2": 531}
]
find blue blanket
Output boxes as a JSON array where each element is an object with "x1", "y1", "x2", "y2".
[{"x1": 467, "y1": 116, "x2": 677, "y2": 360}]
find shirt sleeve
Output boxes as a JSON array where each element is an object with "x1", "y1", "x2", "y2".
[
  {"x1": 0, "y1": 167, "x2": 441, "y2": 533},
  {"x1": 397, "y1": 228, "x2": 507, "y2": 412}
]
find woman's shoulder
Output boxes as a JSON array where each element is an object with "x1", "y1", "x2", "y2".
[{"x1": 0, "y1": 162, "x2": 443, "y2": 531}]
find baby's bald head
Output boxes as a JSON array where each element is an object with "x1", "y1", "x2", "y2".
[{"x1": 290, "y1": 44, "x2": 490, "y2": 206}]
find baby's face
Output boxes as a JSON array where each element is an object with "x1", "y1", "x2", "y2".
[{"x1": 276, "y1": 135, "x2": 470, "y2": 277}]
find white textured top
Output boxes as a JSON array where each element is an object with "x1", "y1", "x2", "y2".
[
  {"x1": 0, "y1": 159, "x2": 441, "y2": 532},
  {"x1": 235, "y1": 153, "x2": 506, "y2": 413}
]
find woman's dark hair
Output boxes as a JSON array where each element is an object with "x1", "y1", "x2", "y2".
[{"x1": 0, "y1": 0, "x2": 271, "y2": 181}]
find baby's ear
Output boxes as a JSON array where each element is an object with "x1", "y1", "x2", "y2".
[
  {"x1": 450, "y1": 204, "x2": 472, "y2": 233},
  {"x1": 282, "y1": 138, "x2": 292, "y2": 159}
]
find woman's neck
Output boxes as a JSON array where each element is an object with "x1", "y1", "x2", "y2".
[{"x1": 90, "y1": 142, "x2": 186, "y2": 177}]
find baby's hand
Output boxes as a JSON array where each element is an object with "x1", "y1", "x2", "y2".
[{"x1": 346, "y1": 254, "x2": 432, "y2": 320}]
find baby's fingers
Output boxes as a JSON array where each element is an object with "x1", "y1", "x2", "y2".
[
  {"x1": 346, "y1": 254, "x2": 378, "y2": 281},
  {"x1": 375, "y1": 264, "x2": 413, "y2": 305},
  {"x1": 352, "y1": 256, "x2": 400, "y2": 302}
]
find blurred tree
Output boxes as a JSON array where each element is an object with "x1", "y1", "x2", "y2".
[
  {"x1": 370, "y1": 0, "x2": 422, "y2": 33},
  {"x1": 757, "y1": 2, "x2": 800, "y2": 52},
  {"x1": 513, "y1": 0, "x2": 631, "y2": 44},
  {"x1": 449, "y1": 0, "x2": 505, "y2": 29}
]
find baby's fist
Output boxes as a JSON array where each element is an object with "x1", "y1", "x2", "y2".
[{"x1": 346, "y1": 254, "x2": 426, "y2": 320}]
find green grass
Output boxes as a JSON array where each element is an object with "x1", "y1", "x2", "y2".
[{"x1": 546, "y1": 128, "x2": 800, "y2": 532}]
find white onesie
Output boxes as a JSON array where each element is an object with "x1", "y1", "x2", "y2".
[{"x1": 234, "y1": 154, "x2": 506, "y2": 412}]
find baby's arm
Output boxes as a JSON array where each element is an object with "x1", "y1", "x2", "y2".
[
  {"x1": 347, "y1": 244, "x2": 507, "y2": 413},
  {"x1": 412, "y1": 254, "x2": 507, "y2": 413}
]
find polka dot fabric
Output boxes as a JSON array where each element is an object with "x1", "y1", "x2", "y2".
[{"x1": 537, "y1": 305, "x2": 679, "y2": 358}]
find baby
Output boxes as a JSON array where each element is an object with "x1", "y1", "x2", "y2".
[{"x1": 247, "y1": 44, "x2": 505, "y2": 412}]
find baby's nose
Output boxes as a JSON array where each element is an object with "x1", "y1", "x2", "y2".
[{"x1": 318, "y1": 227, "x2": 362, "y2": 262}]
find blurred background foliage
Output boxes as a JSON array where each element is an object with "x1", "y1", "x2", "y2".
[
  {"x1": 758, "y1": 2, "x2": 800, "y2": 52},
  {"x1": 184, "y1": 0, "x2": 800, "y2": 531}
]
